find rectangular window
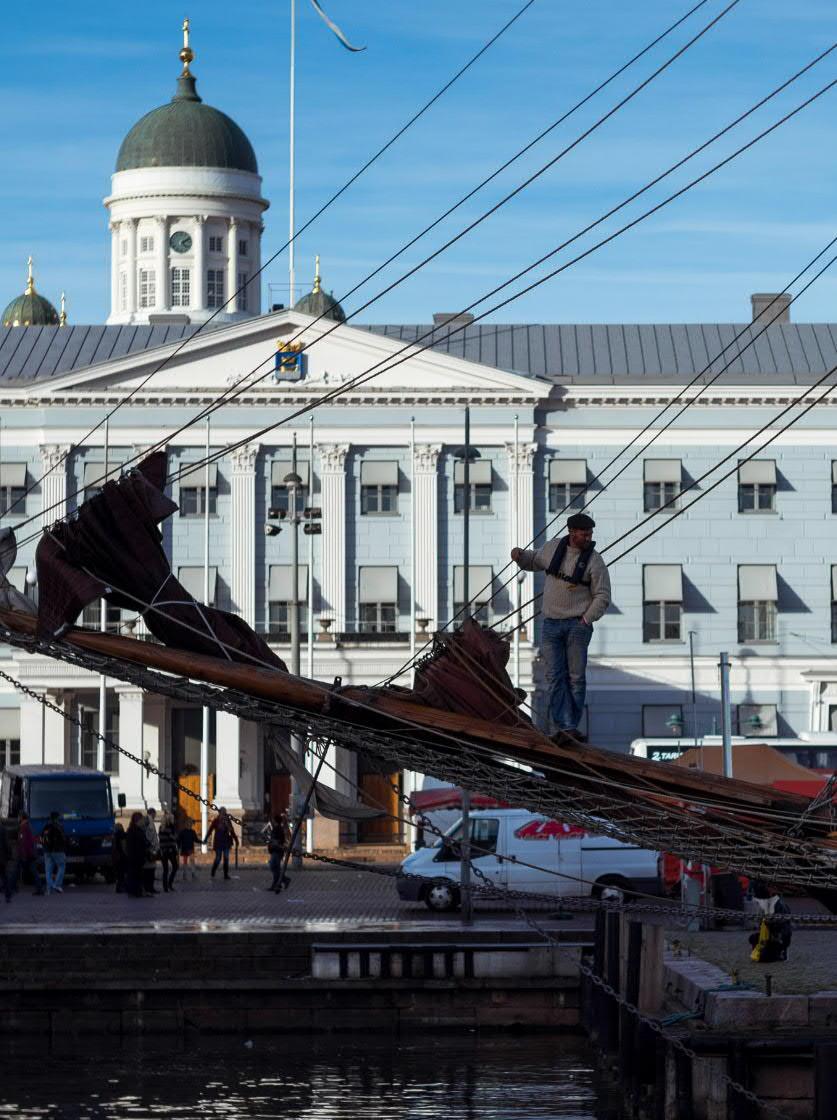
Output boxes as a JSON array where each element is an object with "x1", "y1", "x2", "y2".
[
  {"x1": 270, "y1": 461, "x2": 310, "y2": 515},
  {"x1": 736, "y1": 704, "x2": 778, "y2": 738},
  {"x1": 267, "y1": 566, "x2": 308, "y2": 636},
  {"x1": 642, "y1": 705, "x2": 685, "y2": 738},
  {"x1": 0, "y1": 463, "x2": 27, "y2": 516},
  {"x1": 207, "y1": 269, "x2": 225, "y2": 308},
  {"x1": 738, "y1": 460, "x2": 776, "y2": 513},
  {"x1": 238, "y1": 239, "x2": 248, "y2": 256},
  {"x1": 208, "y1": 236, "x2": 223, "y2": 253},
  {"x1": 643, "y1": 460, "x2": 681, "y2": 513},
  {"x1": 454, "y1": 459, "x2": 492, "y2": 514},
  {"x1": 179, "y1": 485, "x2": 217, "y2": 516},
  {"x1": 738, "y1": 565, "x2": 778, "y2": 642},
  {"x1": 139, "y1": 269, "x2": 156, "y2": 308},
  {"x1": 171, "y1": 267, "x2": 191, "y2": 307},
  {"x1": 0, "y1": 737, "x2": 20, "y2": 771},
  {"x1": 76, "y1": 702, "x2": 119, "y2": 775},
  {"x1": 360, "y1": 461, "x2": 399, "y2": 516},
  {"x1": 177, "y1": 566, "x2": 218, "y2": 607},
  {"x1": 81, "y1": 602, "x2": 123, "y2": 632},
  {"x1": 358, "y1": 566, "x2": 398, "y2": 633},
  {"x1": 0, "y1": 710, "x2": 21, "y2": 772},
  {"x1": 642, "y1": 565, "x2": 683, "y2": 642},
  {"x1": 549, "y1": 483, "x2": 586, "y2": 512},
  {"x1": 119, "y1": 271, "x2": 128, "y2": 311},
  {"x1": 453, "y1": 565, "x2": 493, "y2": 625},
  {"x1": 139, "y1": 236, "x2": 154, "y2": 254},
  {"x1": 236, "y1": 272, "x2": 248, "y2": 312}
]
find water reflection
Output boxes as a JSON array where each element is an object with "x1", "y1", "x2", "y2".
[{"x1": 0, "y1": 1036, "x2": 620, "y2": 1119}]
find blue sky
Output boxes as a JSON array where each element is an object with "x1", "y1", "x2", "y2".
[{"x1": 1, "y1": 0, "x2": 835, "y2": 325}]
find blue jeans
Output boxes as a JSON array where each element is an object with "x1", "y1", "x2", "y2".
[
  {"x1": 44, "y1": 852, "x2": 66, "y2": 893},
  {"x1": 542, "y1": 616, "x2": 593, "y2": 731}
]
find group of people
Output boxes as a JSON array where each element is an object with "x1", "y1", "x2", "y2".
[{"x1": 0, "y1": 809, "x2": 70, "y2": 900}]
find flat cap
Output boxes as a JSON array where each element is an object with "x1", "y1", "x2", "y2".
[{"x1": 567, "y1": 513, "x2": 595, "y2": 530}]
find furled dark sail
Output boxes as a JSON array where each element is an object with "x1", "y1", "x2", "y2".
[{"x1": 35, "y1": 452, "x2": 286, "y2": 671}]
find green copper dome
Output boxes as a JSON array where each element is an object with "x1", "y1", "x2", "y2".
[
  {"x1": 2, "y1": 261, "x2": 61, "y2": 327},
  {"x1": 116, "y1": 73, "x2": 258, "y2": 174},
  {"x1": 294, "y1": 258, "x2": 346, "y2": 323}
]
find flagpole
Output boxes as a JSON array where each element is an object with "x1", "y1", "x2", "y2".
[{"x1": 288, "y1": 0, "x2": 297, "y2": 307}]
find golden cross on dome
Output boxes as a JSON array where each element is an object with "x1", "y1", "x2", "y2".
[{"x1": 180, "y1": 17, "x2": 195, "y2": 75}]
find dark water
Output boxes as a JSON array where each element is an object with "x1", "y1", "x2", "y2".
[{"x1": 0, "y1": 1036, "x2": 621, "y2": 1119}]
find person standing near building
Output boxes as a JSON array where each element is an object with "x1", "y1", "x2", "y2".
[
  {"x1": 15, "y1": 813, "x2": 43, "y2": 896},
  {"x1": 204, "y1": 808, "x2": 238, "y2": 881},
  {"x1": 0, "y1": 821, "x2": 13, "y2": 903},
  {"x1": 157, "y1": 812, "x2": 179, "y2": 892},
  {"x1": 40, "y1": 811, "x2": 67, "y2": 895},
  {"x1": 125, "y1": 812, "x2": 148, "y2": 899},
  {"x1": 262, "y1": 811, "x2": 291, "y2": 894},
  {"x1": 142, "y1": 808, "x2": 161, "y2": 895},
  {"x1": 511, "y1": 513, "x2": 611, "y2": 741},
  {"x1": 177, "y1": 818, "x2": 199, "y2": 881}
]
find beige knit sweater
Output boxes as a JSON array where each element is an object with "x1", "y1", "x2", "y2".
[{"x1": 515, "y1": 537, "x2": 611, "y2": 623}]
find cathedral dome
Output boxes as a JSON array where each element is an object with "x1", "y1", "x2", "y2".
[
  {"x1": 2, "y1": 259, "x2": 61, "y2": 327},
  {"x1": 294, "y1": 258, "x2": 346, "y2": 323},
  {"x1": 116, "y1": 73, "x2": 258, "y2": 174}
]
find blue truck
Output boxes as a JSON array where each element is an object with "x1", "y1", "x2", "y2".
[{"x1": 0, "y1": 764, "x2": 120, "y2": 881}]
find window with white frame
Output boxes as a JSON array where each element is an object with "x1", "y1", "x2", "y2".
[
  {"x1": 0, "y1": 463, "x2": 27, "y2": 516},
  {"x1": 358, "y1": 566, "x2": 398, "y2": 633},
  {"x1": 270, "y1": 460, "x2": 309, "y2": 514},
  {"x1": 453, "y1": 565, "x2": 493, "y2": 625},
  {"x1": 119, "y1": 271, "x2": 128, "y2": 311},
  {"x1": 360, "y1": 461, "x2": 398, "y2": 515},
  {"x1": 236, "y1": 272, "x2": 248, "y2": 312},
  {"x1": 642, "y1": 565, "x2": 683, "y2": 642},
  {"x1": 139, "y1": 269, "x2": 156, "y2": 308},
  {"x1": 81, "y1": 602, "x2": 123, "y2": 632},
  {"x1": 178, "y1": 565, "x2": 218, "y2": 607},
  {"x1": 548, "y1": 459, "x2": 587, "y2": 512},
  {"x1": 171, "y1": 267, "x2": 191, "y2": 307},
  {"x1": 82, "y1": 460, "x2": 126, "y2": 502},
  {"x1": 0, "y1": 709, "x2": 21, "y2": 771},
  {"x1": 207, "y1": 269, "x2": 225, "y2": 308},
  {"x1": 738, "y1": 565, "x2": 778, "y2": 642},
  {"x1": 736, "y1": 703, "x2": 778, "y2": 738},
  {"x1": 76, "y1": 700, "x2": 119, "y2": 774},
  {"x1": 139, "y1": 235, "x2": 154, "y2": 254},
  {"x1": 643, "y1": 459, "x2": 681, "y2": 512},
  {"x1": 179, "y1": 463, "x2": 218, "y2": 517},
  {"x1": 642, "y1": 704, "x2": 685, "y2": 737},
  {"x1": 738, "y1": 460, "x2": 776, "y2": 513},
  {"x1": 238, "y1": 239, "x2": 248, "y2": 256},
  {"x1": 208, "y1": 235, "x2": 223, "y2": 253},
  {"x1": 454, "y1": 459, "x2": 492, "y2": 513},
  {"x1": 268, "y1": 565, "x2": 308, "y2": 636}
]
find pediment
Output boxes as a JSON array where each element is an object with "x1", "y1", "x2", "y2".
[{"x1": 21, "y1": 311, "x2": 549, "y2": 401}]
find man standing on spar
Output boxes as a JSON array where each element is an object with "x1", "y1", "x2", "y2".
[{"x1": 511, "y1": 513, "x2": 611, "y2": 742}]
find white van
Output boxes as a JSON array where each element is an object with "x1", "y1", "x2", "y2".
[{"x1": 397, "y1": 808, "x2": 660, "y2": 912}]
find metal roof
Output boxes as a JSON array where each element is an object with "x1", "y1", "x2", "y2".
[{"x1": 362, "y1": 322, "x2": 837, "y2": 385}]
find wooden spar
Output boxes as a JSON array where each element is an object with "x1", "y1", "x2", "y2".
[{"x1": 0, "y1": 608, "x2": 827, "y2": 823}]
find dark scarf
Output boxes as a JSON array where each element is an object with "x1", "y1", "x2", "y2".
[{"x1": 546, "y1": 535, "x2": 596, "y2": 586}]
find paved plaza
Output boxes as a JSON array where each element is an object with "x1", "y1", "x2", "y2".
[{"x1": 0, "y1": 861, "x2": 597, "y2": 932}]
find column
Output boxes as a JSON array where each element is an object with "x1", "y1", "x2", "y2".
[
  {"x1": 317, "y1": 444, "x2": 349, "y2": 631},
  {"x1": 228, "y1": 218, "x2": 239, "y2": 312},
  {"x1": 109, "y1": 221, "x2": 120, "y2": 317},
  {"x1": 215, "y1": 711, "x2": 257, "y2": 811},
  {"x1": 126, "y1": 218, "x2": 138, "y2": 316},
  {"x1": 255, "y1": 220, "x2": 264, "y2": 314},
  {"x1": 506, "y1": 441, "x2": 537, "y2": 623},
  {"x1": 230, "y1": 443, "x2": 259, "y2": 628},
  {"x1": 155, "y1": 216, "x2": 169, "y2": 311},
  {"x1": 39, "y1": 443, "x2": 71, "y2": 529},
  {"x1": 193, "y1": 215, "x2": 206, "y2": 313},
  {"x1": 412, "y1": 444, "x2": 442, "y2": 629},
  {"x1": 116, "y1": 688, "x2": 145, "y2": 811}
]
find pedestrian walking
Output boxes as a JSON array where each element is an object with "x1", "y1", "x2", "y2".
[
  {"x1": 125, "y1": 812, "x2": 148, "y2": 898},
  {"x1": 177, "y1": 819, "x2": 200, "y2": 880},
  {"x1": 142, "y1": 808, "x2": 160, "y2": 895},
  {"x1": 511, "y1": 513, "x2": 611, "y2": 741},
  {"x1": 41, "y1": 811, "x2": 67, "y2": 895},
  {"x1": 262, "y1": 811, "x2": 291, "y2": 893},
  {"x1": 0, "y1": 823, "x2": 13, "y2": 903},
  {"x1": 158, "y1": 812, "x2": 179, "y2": 892},
  {"x1": 112, "y1": 821, "x2": 127, "y2": 893},
  {"x1": 204, "y1": 808, "x2": 238, "y2": 880},
  {"x1": 15, "y1": 813, "x2": 43, "y2": 896}
]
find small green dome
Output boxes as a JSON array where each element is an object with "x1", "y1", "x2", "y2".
[
  {"x1": 2, "y1": 261, "x2": 60, "y2": 327},
  {"x1": 294, "y1": 258, "x2": 346, "y2": 323},
  {"x1": 116, "y1": 73, "x2": 258, "y2": 174}
]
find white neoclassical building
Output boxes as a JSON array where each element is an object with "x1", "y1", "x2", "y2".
[{"x1": 104, "y1": 23, "x2": 267, "y2": 326}]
